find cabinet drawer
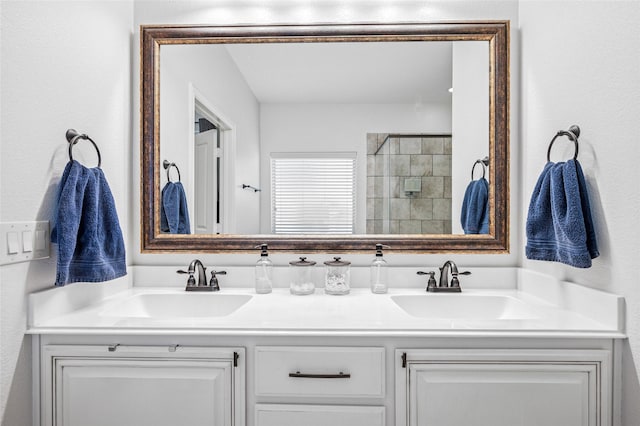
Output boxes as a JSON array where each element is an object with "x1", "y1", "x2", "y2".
[
  {"x1": 255, "y1": 404, "x2": 385, "y2": 426},
  {"x1": 255, "y1": 346, "x2": 385, "y2": 398}
]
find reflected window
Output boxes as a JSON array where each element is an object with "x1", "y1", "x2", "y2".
[{"x1": 271, "y1": 153, "x2": 356, "y2": 234}]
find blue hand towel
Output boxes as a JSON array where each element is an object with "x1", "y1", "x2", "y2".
[
  {"x1": 50, "y1": 161, "x2": 126, "y2": 286},
  {"x1": 160, "y1": 182, "x2": 191, "y2": 234},
  {"x1": 460, "y1": 178, "x2": 489, "y2": 234},
  {"x1": 526, "y1": 159, "x2": 599, "y2": 268}
]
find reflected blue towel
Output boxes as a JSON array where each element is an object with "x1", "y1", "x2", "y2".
[
  {"x1": 160, "y1": 182, "x2": 191, "y2": 234},
  {"x1": 51, "y1": 161, "x2": 126, "y2": 286},
  {"x1": 460, "y1": 178, "x2": 489, "y2": 234},
  {"x1": 526, "y1": 159, "x2": 599, "y2": 268}
]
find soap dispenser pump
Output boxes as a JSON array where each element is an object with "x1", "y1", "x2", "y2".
[
  {"x1": 255, "y1": 244, "x2": 273, "y2": 294},
  {"x1": 370, "y1": 244, "x2": 389, "y2": 294}
]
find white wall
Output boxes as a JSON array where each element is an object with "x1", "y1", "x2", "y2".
[
  {"x1": 160, "y1": 44, "x2": 261, "y2": 234},
  {"x1": 132, "y1": 0, "x2": 519, "y2": 267},
  {"x1": 451, "y1": 41, "x2": 490, "y2": 234},
  {"x1": 0, "y1": 1, "x2": 133, "y2": 424},
  {"x1": 259, "y1": 102, "x2": 451, "y2": 233},
  {"x1": 519, "y1": 1, "x2": 640, "y2": 424}
]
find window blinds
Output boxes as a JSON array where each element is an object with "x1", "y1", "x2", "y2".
[{"x1": 271, "y1": 153, "x2": 356, "y2": 234}]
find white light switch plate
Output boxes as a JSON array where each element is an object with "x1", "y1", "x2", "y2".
[{"x1": 0, "y1": 221, "x2": 50, "y2": 265}]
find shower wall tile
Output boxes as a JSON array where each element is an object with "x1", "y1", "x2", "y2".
[
  {"x1": 399, "y1": 220, "x2": 422, "y2": 234},
  {"x1": 422, "y1": 137, "x2": 444, "y2": 154},
  {"x1": 373, "y1": 198, "x2": 384, "y2": 219},
  {"x1": 433, "y1": 154, "x2": 452, "y2": 176},
  {"x1": 421, "y1": 176, "x2": 444, "y2": 198},
  {"x1": 374, "y1": 155, "x2": 386, "y2": 176},
  {"x1": 367, "y1": 177, "x2": 375, "y2": 198},
  {"x1": 373, "y1": 177, "x2": 386, "y2": 198},
  {"x1": 410, "y1": 155, "x2": 432, "y2": 177},
  {"x1": 433, "y1": 198, "x2": 452, "y2": 220},
  {"x1": 367, "y1": 134, "x2": 378, "y2": 154},
  {"x1": 444, "y1": 176, "x2": 452, "y2": 198},
  {"x1": 367, "y1": 220, "x2": 384, "y2": 234},
  {"x1": 390, "y1": 176, "x2": 401, "y2": 198},
  {"x1": 399, "y1": 137, "x2": 422, "y2": 154},
  {"x1": 389, "y1": 138, "x2": 400, "y2": 154},
  {"x1": 367, "y1": 155, "x2": 376, "y2": 177},
  {"x1": 390, "y1": 155, "x2": 410, "y2": 176},
  {"x1": 367, "y1": 198, "x2": 374, "y2": 219},
  {"x1": 410, "y1": 198, "x2": 433, "y2": 220},
  {"x1": 443, "y1": 137, "x2": 452, "y2": 155},
  {"x1": 390, "y1": 198, "x2": 411, "y2": 220},
  {"x1": 422, "y1": 220, "x2": 445, "y2": 234}
]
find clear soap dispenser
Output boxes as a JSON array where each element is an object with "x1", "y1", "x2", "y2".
[
  {"x1": 370, "y1": 244, "x2": 389, "y2": 294},
  {"x1": 255, "y1": 244, "x2": 273, "y2": 294}
]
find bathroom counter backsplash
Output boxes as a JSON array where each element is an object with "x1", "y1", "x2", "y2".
[
  {"x1": 132, "y1": 265, "x2": 521, "y2": 290},
  {"x1": 27, "y1": 267, "x2": 624, "y2": 338}
]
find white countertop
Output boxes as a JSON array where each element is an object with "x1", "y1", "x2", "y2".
[{"x1": 27, "y1": 268, "x2": 626, "y2": 338}]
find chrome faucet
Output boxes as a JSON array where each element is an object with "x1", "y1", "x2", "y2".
[
  {"x1": 417, "y1": 260, "x2": 470, "y2": 293},
  {"x1": 177, "y1": 260, "x2": 225, "y2": 292}
]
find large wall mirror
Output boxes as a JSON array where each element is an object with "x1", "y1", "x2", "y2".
[{"x1": 141, "y1": 22, "x2": 509, "y2": 253}]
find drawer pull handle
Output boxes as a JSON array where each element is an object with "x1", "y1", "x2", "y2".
[{"x1": 289, "y1": 371, "x2": 351, "y2": 379}]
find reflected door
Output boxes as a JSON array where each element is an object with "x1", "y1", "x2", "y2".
[{"x1": 194, "y1": 128, "x2": 220, "y2": 234}]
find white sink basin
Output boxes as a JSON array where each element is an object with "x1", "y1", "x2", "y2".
[
  {"x1": 100, "y1": 293, "x2": 252, "y2": 318},
  {"x1": 391, "y1": 294, "x2": 541, "y2": 320}
]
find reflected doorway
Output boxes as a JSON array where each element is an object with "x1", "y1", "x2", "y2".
[{"x1": 190, "y1": 86, "x2": 236, "y2": 234}]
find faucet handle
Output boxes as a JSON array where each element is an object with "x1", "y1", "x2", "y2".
[
  {"x1": 417, "y1": 271, "x2": 437, "y2": 292},
  {"x1": 177, "y1": 269, "x2": 196, "y2": 287},
  {"x1": 209, "y1": 270, "x2": 227, "y2": 292},
  {"x1": 450, "y1": 271, "x2": 471, "y2": 289}
]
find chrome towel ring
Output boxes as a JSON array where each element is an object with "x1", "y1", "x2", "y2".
[
  {"x1": 471, "y1": 156, "x2": 489, "y2": 180},
  {"x1": 547, "y1": 125, "x2": 580, "y2": 162},
  {"x1": 163, "y1": 160, "x2": 181, "y2": 182},
  {"x1": 66, "y1": 129, "x2": 101, "y2": 168}
]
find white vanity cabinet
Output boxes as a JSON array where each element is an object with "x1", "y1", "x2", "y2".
[
  {"x1": 253, "y1": 346, "x2": 386, "y2": 426},
  {"x1": 39, "y1": 344, "x2": 245, "y2": 426},
  {"x1": 396, "y1": 349, "x2": 612, "y2": 426},
  {"x1": 33, "y1": 338, "x2": 619, "y2": 426}
]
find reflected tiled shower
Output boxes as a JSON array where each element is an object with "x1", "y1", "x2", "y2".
[{"x1": 366, "y1": 133, "x2": 452, "y2": 234}]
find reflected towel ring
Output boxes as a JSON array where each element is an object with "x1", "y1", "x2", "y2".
[
  {"x1": 163, "y1": 160, "x2": 181, "y2": 182},
  {"x1": 471, "y1": 158, "x2": 487, "y2": 180},
  {"x1": 66, "y1": 129, "x2": 102, "y2": 168},
  {"x1": 547, "y1": 125, "x2": 580, "y2": 162}
]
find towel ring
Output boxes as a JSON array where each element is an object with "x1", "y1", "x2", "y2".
[
  {"x1": 547, "y1": 125, "x2": 580, "y2": 162},
  {"x1": 471, "y1": 159, "x2": 487, "y2": 180},
  {"x1": 66, "y1": 129, "x2": 101, "y2": 168},
  {"x1": 163, "y1": 160, "x2": 181, "y2": 182}
]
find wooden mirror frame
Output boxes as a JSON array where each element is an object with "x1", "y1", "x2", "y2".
[{"x1": 141, "y1": 21, "x2": 509, "y2": 253}]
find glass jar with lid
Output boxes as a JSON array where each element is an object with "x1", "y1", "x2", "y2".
[
  {"x1": 324, "y1": 257, "x2": 351, "y2": 295},
  {"x1": 289, "y1": 257, "x2": 316, "y2": 295}
]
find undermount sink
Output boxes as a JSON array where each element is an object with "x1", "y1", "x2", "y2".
[
  {"x1": 391, "y1": 294, "x2": 541, "y2": 320},
  {"x1": 100, "y1": 293, "x2": 252, "y2": 318}
]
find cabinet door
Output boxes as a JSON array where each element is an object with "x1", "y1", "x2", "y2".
[
  {"x1": 41, "y1": 345, "x2": 244, "y2": 426},
  {"x1": 255, "y1": 404, "x2": 385, "y2": 426},
  {"x1": 396, "y1": 349, "x2": 611, "y2": 426}
]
